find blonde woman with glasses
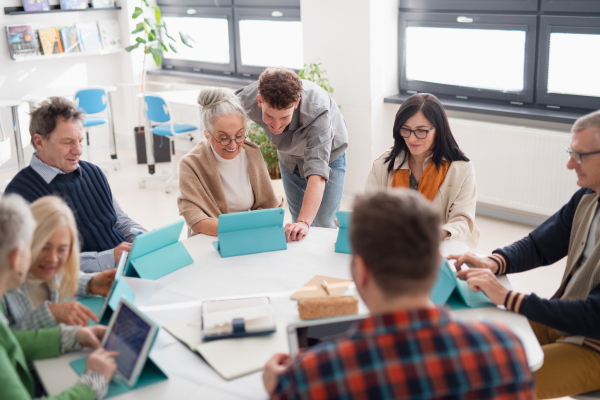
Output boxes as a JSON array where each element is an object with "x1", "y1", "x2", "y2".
[
  {"x1": 178, "y1": 87, "x2": 282, "y2": 236},
  {"x1": 1, "y1": 196, "x2": 116, "y2": 330}
]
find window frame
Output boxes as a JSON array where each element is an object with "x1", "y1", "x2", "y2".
[
  {"x1": 233, "y1": 0, "x2": 300, "y2": 7},
  {"x1": 536, "y1": 16, "x2": 600, "y2": 110},
  {"x1": 398, "y1": 12, "x2": 538, "y2": 103},
  {"x1": 399, "y1": 0, "x2": 538, "y2": 12},
  {"x1": 159, "y1": 5, "x2": 237, "y2": 75},
  {"x1": 233, "y1": 7, "x2": 302, "y2": 76},
  {"x1": 541, "y1": 0, "x2": 600, "y2": 12},
  {"x1": 158, "y1": 0, "x2": 233, "y2": 5}
]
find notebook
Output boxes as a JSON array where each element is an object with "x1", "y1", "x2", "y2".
[{"x1": 201, "y1": 297, "x2": 275, "y2": 340}]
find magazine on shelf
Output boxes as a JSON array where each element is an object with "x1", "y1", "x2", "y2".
[
  {"x1": 60, "y1": 0, "x2": 88, "y2": 10},
  {"x1": 38, "y1": 28, "x2": 64, "y2": 55},
  {"x1": 22, "y1": 0, "x2": 50, "y2": 12},
  {"x1": 59, "y1": 27, "x2": 82, "y2": 53},
  {"x1": 97, "y1": 19, "x2": 122, "y2": 50},
  {"x1": 91, "y1": 0, "x2": 116, "y2": 8},
  {"x1": 76, "y1": 22, "x2": 103, "y2": 52},
  {"x1": 6, "y1": 25, "x2": 39, "y2": 60}
]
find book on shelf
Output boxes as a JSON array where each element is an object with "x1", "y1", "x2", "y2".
[
  {"x1": 97, "y1": 19, "x2": 122, "y2": 50},
  {"x1": 59, "y1": 27, "x2": 82, "y2": 53},
  {"x1": 38, "y1": 28, "x2": 64, "y2": 55},
  {"x1": 91, "y1": 0, "x2": 116, "y2": 8},
  {"x1": 6, "y1": 25, "x2": 39, "y2": 60},
  {"x1": 76, "y1": 22, "x2": 103, "y2": 52},
  {"x1": 22, "y1": 0, "x2": 50, "y2": 12},
  {"x1": 60, "y1": 0, "x2": 89, "y2": 10}
]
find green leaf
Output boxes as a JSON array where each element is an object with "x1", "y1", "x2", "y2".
[
  {"x1": 144, "y1": 18, "x2": 153, "y2": 29},
  {"x1": 142, "y1": 0, "x2": 149, "y2": 6},
  {"x1": 179, "y1": 32, "x2": 193, "y2": 47},
  {"x1": 135, "y1": 37, "x2": 146, "y2": 44},
  {"x1": 165, "y1": 33, "x2": 176, "y2": 42},
  {"x1": 148, "y1": 29, "x2": 156, "y2": 41},
  {"x1": 131, "y1": 22, "x2": 144, "y2": 34},
  {"x1": 125, "y1": 43, "x2": 140, "y2": 52},
  {"x1": 155, "y1": 4, "x2": 161, "y2": 23},
  {"x1": 161, "y1": 42, "x2": 168, "y2": 52},
  {"x1": 149, "y1": 47, "x2": 162, "y2": 66},
  {"x1": 168, "y1": 43, "x2": 178, "y2": 53},
  {"x1": 132, "y1": 7, "x2": 143, "y2": 19}
]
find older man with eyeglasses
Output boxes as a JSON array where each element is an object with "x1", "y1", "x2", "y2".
[{"x1": 449, "y1": 109, "x2": 600, "y2": 399}]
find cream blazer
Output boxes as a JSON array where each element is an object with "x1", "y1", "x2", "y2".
[{"x1": 365, "y1": 150, "x2": 480, "y2": 249}]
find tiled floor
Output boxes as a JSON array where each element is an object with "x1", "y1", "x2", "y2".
[{"x1": 1, "y1": 147, "x2": 575, "y2": 399}]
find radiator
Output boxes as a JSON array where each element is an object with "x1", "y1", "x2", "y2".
[{"x1": 449, "y1": 118, "x2": 580, "y2": 217}]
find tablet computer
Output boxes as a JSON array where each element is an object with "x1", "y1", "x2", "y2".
[
  {"x1": 98, "y1": 251, "x2": 128, "y2": 318},
  {"x1": 287, "y1": 315, "x2": 366, "y2": 357},
  {"x1": 102, "y1": 298, "x2": 158, "y2": 387}
]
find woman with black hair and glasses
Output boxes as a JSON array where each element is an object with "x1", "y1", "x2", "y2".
[{"x1": 366, "y1": 93, "x2": 479, "y2": 248}]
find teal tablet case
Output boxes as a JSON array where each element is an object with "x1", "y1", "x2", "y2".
[
  {"x1": 78, "y1": 278, "x2": 135, "y2": 326},
  {"x1": 212, "y1": 208, "x2": 287, "y2": 258},
  {"x1": 70, "y1": 357, "x2": 167, "y2": 398},
  {"x1": 334, "y1": 211, "x2": 351, "y2": 254},
  {"x1": 124, "y1": 220, "x2": 192, "y2": 279},
  {"x1": 430, "y1": 258, "x2": 495, "y2": 309}
]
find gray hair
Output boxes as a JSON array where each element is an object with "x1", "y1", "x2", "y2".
[
  {"x1": 0, "y1": 195, "x2": 36, "y2": 267},
  {"x1": 197, "y1": 87, "x2": 247, "y2": 134},
  {"x1": 573, "y1": 109, "x2": 600, "y2": 134}
]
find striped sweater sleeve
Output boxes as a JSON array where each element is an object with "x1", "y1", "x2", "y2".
[{"x1": 504, "y1": 282, "x2": 600, "y2": 339}]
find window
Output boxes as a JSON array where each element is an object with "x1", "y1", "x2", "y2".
[
  {"x1": 541, "y1": 0, "x2": 600, "y2": 12},
  {"x1": 157, "y1": 0, "x2": 302, "y2": 79},
  {"x1": 536, "y1": 16, "x2": 600, "y2": 110},
  {"x1": 398, "y1": 13, "x2": 537, "y2": 103},
  {"x1": 234, "y1": 7, "x2": 302, "y2": 75},
  {"x1": 400, "y1": 0, "x2": 537, "y2": 12}
]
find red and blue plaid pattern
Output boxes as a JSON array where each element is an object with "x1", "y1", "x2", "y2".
[{"x1": 274, "y1": 307, "x2": 534, "y2": 400}]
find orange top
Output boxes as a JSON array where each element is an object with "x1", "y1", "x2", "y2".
[{"x1": 391, "y1": 160, "x2": 451, "y2": 201}]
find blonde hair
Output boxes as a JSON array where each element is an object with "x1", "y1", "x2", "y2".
[{"x1": 29, "y1": 196, "x2": 80, "y2": 301}]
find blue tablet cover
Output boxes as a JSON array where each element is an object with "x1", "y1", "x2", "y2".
[
  {"x1": 78, "y1": 278, "x2": 135, "y2": 326},
  {"x1": 213, "y1": 208, "x2": 287, "y2": 258},
  {"x1": 430, "y1": 258, "x2": 495, "y2": 309},
  {"x1": 335, "y1": 211, "x2": 351, "y2": 254}
]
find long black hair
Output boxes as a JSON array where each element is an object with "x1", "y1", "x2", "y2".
[{"x1": 385, "y1": 93, "x2": 469, "y2": 173}]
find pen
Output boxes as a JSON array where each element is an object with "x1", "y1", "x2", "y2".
[
  {"x1": 321, "y1": 279, "x2": 332, "y2": 296},
  {"x1": 130, "y1": 228, "x2": 144, "y2": 236}
]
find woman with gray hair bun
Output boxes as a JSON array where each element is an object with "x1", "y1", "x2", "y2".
[
  {"x1": 177, "y1": 87, "x2": 282, "y2": 236},
  {"x1": 0, "y1": 195, "x2": 119, "y2": 400}
]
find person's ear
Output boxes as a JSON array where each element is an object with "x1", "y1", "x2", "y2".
[
  {"x1": 257, "y1": 95, "x2": 262, "y2": 109},
  {"x1": 352, "y1": 255, "x2": 369, "y2": 290},
  {"x1": 8, "y1": 247, "x2": 23, "y2": 277},
  {"x1": 33, "y1": 133, "x2": 44, "y2": 151},
  {"x1": 204, "y1": 130, "x2": 210, "y2": 141},
  {"x1": 294, "y1": 97, "x2": 301, "y2": 109}
]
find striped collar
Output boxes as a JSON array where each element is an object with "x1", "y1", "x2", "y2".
[{"x1": 30, "y1": 153, "x2": 82, "y2": 185}]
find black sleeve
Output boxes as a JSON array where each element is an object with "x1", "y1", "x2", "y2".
[
  {"x1": 515, "y1": 282, "x2": 600, "y2": 339},
  {"x1": 494, "y1": 188, "x2": 593, "y2": 274}
]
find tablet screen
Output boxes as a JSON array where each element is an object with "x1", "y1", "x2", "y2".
[
  {"x1": 294, "y1": 319, "x2": 360, "y2": 349},
  {"x1": 104, "y1": 303, "x2": 152, "y2": 380}
]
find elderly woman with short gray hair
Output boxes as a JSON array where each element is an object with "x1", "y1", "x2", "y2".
[{"x1": 177, "y1": 87, "x2": 282, "y2": 236}]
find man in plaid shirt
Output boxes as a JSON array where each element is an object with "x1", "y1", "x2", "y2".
[{"x1": 263, "y1": 190, "x2": 535, "y2": 400}]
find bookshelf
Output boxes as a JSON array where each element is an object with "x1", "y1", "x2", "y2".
[
  {"x1": 13, "y1": 48, "x2": 124, "y2": 62},
  {"x1": 4, "y1": 5, "x2": 121, "y2": 15}
]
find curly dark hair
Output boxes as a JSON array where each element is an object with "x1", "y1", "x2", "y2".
[
  {"x1": 258, "y1": 67, "x2": 303, "y2": 110},
  {"x1": 29, "y1": 96, "x2": 83, "y2": 149}
]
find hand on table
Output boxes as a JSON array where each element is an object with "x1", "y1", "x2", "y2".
[
  {"x1": 76, "y1": 325, "x2": 107, "y2": 348},
  {"x1": 263, "y1": 353, "x2": 292, "y2": 395},
  {"x1": 88, "y1": 269, "x2": 117, "y2": 296},
  {"x1": 285, "y1": 222, "x2": 309, "y2": 242},
  {"x1": 85, "y1": 347, "x2": 120, "y2": 382},
  {"x1": 458, "y1": 268, "x2": 509, "y2": 305},
  {"x1": 448, "y1": 252, "x2": 498, "y2": 279},
  {"x1": 48, "y1": 302, "x2": 99, "y2": 326},
  {"x1": 113, "y1": 242, "x2": 132, "y2": 264}
]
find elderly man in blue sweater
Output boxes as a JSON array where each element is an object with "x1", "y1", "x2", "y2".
[
  {"x1": 4, "y1": 97, "x2": 145, "y2": 273},
  {"x1": 451, "y1": 109, "x2": 600, "y2": 399}
]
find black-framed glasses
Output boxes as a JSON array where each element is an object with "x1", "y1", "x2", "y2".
[
  {"x1": 209, "y1": 131, "x2": 246, "y2": 146},
  {"x1": 566, "y1": 147, "x2": 600, "y2": 164},
  {"x1": 400, "y1": 126, "x2": 435, "y2": 139}
]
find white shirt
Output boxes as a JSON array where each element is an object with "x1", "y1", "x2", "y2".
[
  {"x1": 211, "y1": 145, "x2": 255, "y2": 213},
  {"x1": 566, "y1": 205, "x2": 600, "y2": 292}
]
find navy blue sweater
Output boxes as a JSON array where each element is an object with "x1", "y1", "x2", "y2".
[
  {"x1": 4, "y1": 161, "x2": 125, "y2": 253},
  {"x1": 495, "y1": 188, "x2": 600, "y2": 339}
]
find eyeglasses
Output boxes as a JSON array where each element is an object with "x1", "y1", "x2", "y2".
[
  {"x1": 209, "y1": 131, "x2": 246, "y2": 146},
  {"x1": 400, "y1": 126, "x2": 435, "y2": 139},
  {"x1": 565, "y1": 147, "x2": 600, "y2": 164}
]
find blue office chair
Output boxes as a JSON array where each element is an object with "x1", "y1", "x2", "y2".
[
  {"x1": 141, "y1": 93, "x2": 198, "y2": 193},
  {"x1": 74, "y1": 88, "x2": 120, "y2": 172}
]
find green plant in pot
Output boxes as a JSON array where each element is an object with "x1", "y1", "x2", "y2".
[{"x1": 249, "y1": 61, "x2": 338, "y2": 179}]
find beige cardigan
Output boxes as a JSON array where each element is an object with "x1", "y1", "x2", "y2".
[
  {"x1": 177, "y1": 140, "x2": 282, "y2": 234},
  {"x1": 365, "y1": 150, "x2": 480, "y2": 249}
]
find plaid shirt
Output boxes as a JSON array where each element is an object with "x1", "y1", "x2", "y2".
[
  {"x1": 274, "y1": 307, "x2": 534, "y2": 400},
  {"x1": 0, "y1": 273, "x2": 93, "y2": 330}
]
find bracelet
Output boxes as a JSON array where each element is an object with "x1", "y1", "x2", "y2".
[{"x1": 297, "y1": 220, "x2": 310, "y2": 229}]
